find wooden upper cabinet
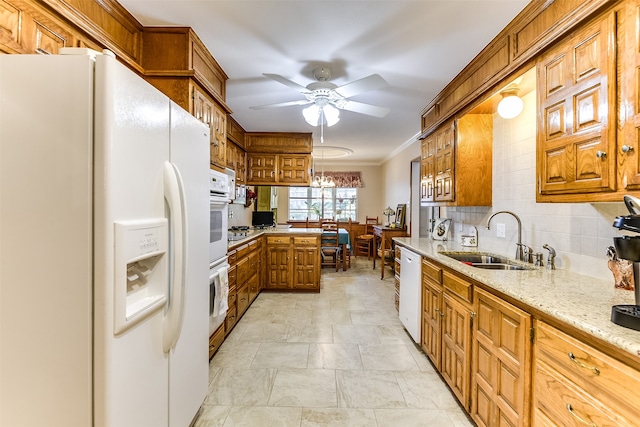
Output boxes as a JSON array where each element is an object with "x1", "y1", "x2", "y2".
[
  {"x1": 245, "y1": 132, "x2": 312, "y2": 186},
  {"x1": 245, "y1": 132, "x2": 313, "y2": 154},
  {"x1": 434, "y1": 121, "x2": 455, "y2": 202},
  {"x1": 191, "y1": 82, "x2": 226, "y2": 168},
  {"x1": 421, "y1": 115, "x2": 492, "y2": 206},
  {"x1": 247, "y1": 153, "x2": 311, "y2": 186},
  {"x1": 619, "y1": 0, "x2": 640, "y2": 192},
  {"x1": 139, "y1": 27, "x2": 231, "y2": 168},
  {"x1": 211, "y1": 105, "x2": 227, "y2": 166},
  {"x1": 536, "y1": 10, "x2": 617, "y2": 200},
  {"x1": 141, "y1": 27, "x2": 227, "y2": 101},
  {"x1": 0, "y1": 0, "x2": 143, "y2": 67},
  {"x1": 279, "y1": 155, "x2": 310, "y2": 185},
  {"x1": 227, "y1": 116, "x2": 246, "y2": 148}
]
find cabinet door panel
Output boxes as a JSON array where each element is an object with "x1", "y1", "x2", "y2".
[
  {"x1": 422, "y1": 279, "x2": 442, "y2": 368},
  {"x1": 266, "y1": 246, "x2": 290, "y2": 289},
  {"x1": 471, "y1": 288, "x2": 531, "y2": 427},
  {"x1": 442, "y1": 292, "x2": 471, "y2": 408},
  {"x1": 279, "y1": 155, "x2": 310, "y2": 184},
  {"x1": 620, "y1": 1, "x2": 640, "y2": 190},
  {"x1": 537, "y1": 12, "x2": 616, "y2": 197}
]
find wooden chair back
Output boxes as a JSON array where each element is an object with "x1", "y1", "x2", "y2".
[{"x1": 320, "y1": 226, "x2": 341, "y2": 270}]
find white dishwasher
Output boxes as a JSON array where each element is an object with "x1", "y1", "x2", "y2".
[{"x1": 399, "y1": 247, "x2": 422, "y2": 343}]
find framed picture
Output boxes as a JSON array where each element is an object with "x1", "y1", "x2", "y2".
[{"x1": 394, "y1": 204, "x2": 406, "y2": 229}]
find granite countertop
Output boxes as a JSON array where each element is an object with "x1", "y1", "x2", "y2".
[
  {"x1": 393, "y1": 236, "x2": 640, "y2": 361},
  {"x1": 227, "y1": 227, "x2": 323, "y2": 250}
]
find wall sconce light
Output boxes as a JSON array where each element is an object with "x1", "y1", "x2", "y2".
[{"x1": 497, "y1": 89, "x2": 523, "y2": 119}]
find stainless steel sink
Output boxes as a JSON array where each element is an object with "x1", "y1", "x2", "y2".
[
  {"x1": 440, "y1": 252, "x2": 535, "y2": 271},
  {"x1": 470, "y1": 263, "x2": 532, "y2": 271}
]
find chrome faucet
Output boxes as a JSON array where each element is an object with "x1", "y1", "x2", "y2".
[
  {"x1": 486, "y1": 210, "x2": 525, "y2": 261},
  {"x1": 543, "y1": 244, "x2": 556, "y2": 270}
]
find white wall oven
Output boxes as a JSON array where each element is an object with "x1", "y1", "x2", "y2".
[
  {"x1": 209, "y1": 169, "x2": 230, "y2": 264},
  {"x1": 209, "y1": 169, "x2": 231, "y2": 334}
]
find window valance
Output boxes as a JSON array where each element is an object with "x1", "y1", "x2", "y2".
[{"x1": 325, "y1": 171, "x2": 364, "y2": 188}]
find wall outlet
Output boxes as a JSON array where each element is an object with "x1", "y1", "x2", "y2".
[{"x1": 496, "y1": 223, "x2": 506, "y2": 238}]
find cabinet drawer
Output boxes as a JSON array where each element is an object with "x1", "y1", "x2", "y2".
[
  {"x1": 536, "y1": 320, "x2": 640, "y2": 417},
  {"x1": 237, "y1": 284, "x2": 249, "y2": 315},
  {"x1": 422, "y1": 259, "x2": 442, "y2": 284},
  {"x1": 294, "y1": 236, "x2": 318, "y2": 245},
  {"x1": 534, "y1": 360, "x2": 635, "y2": 426},
  {"x1": 235, "y1": 243, "x2": 250, "y2": 259},
  {"x1": 225, "y1": 306, "x2": 237, "y2": 335},
  {"x1": 209, "y1": 325, "x2": 224, "y2": 359},
  {"x1": 267, "y1": 236, "x2": 291, "y2": 245},
  {"x1": 228, "y1": 265, "x2": 237, "y2": 286},
  {"x1": 227, "y1": 290, "x2": 237, "y2": 307},
  {"x1": 227, "y1": 249, "x2": 237, "y2": 265},
  {"x1": 443, "y1": 270, "x2": 472, "y2": 303}
]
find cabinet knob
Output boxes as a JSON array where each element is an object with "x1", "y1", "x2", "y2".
[
  {"x1": 595, "y1": 151, "x2": 606, "y2": 159},
  {"x1": 470, "y1": 311, "x2": 477, "y2": 318},
  {"x1": 622, "y1": 145, "x2": 634, "y2": 153}
]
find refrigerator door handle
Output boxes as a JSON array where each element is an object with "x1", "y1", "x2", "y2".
[{"x1": 162, "y1": 161, "x2": 188, "y2": 353}]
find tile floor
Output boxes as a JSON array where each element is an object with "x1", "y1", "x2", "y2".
[{"x1": 194, "y1": 257, "x2": 475, "y2": 427}]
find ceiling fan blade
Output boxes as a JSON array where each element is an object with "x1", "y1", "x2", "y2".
[
  {"x1": 263, "y1": 73, "x2": 310, "y2": 93},
  {"x1": 339, "y1": 100, "x2": 390, "y2": 118},
  {"x1": 249, "y1": 99, "x2": 312, "y2": 110},
  {"x1": 334, "y1": 74, "x2": 388, "y2": 98}
]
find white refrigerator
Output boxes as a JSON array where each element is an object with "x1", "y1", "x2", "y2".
[{"x1": 0, "y1": 48, "x2": 210, "y2": 427}]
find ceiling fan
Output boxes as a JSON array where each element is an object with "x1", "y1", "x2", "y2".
[{"x1": 250, "y1": 67, "x2": 390, "y2": 126}]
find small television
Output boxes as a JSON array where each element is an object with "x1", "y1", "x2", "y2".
[{"x1": 252, "y1": 211, "x2": 274, "y2": 228}]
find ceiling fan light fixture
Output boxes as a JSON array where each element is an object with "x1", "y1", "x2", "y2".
[
  {"x1": 303, "y1": 104, "x2": 320, "y2": 126},
  {"x1": 303, "y1": 103, "x2": 340, "y2": 127},
  {"x1": 497, "y1": 89, "x2": 523, "y2": 119},
  {"x1": 323, "y1": 104, "x2": 340, "y2": 127}
]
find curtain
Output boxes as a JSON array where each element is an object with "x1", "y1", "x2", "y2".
[{"x1": 325, "y1": 171, "x2": 364, "y2": 188}]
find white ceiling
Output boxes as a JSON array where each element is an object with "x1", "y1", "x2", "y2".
[{"x1": 119, "y1": 0, "x2": 530, "y2": 164}]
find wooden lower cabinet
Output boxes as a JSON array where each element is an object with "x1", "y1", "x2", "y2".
[
  {"x1": 441, "y1": 290, "x2": 472, "y2": 409},
  {"x1": 421, "y1": 259, "x2": 443, "y2": 369},
  {"x1": 265, "y1": 235, "x2": 320, "y2": 291},
  {"x1": 212, "y1": 235, "x2": 264, "y2": 358},
  {"x1": 471, "y1": 287, "x2": 531, "y2": 427},
  {"x1": 208, "y1": 324, "x2": 225, "y2": 360},
  {"x1": 533, "y1": 320, "x2": 640, "y2": 426},
  {"x1": 418, "y1": 261, "x2": 472, "y2": 410}
]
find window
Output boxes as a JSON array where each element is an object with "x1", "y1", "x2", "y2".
[{"x1": 289, "y1": 187, "x2": 357, "y2": 221}]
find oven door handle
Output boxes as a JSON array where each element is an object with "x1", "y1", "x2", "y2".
[{"x1": 162, "y1": 161, "x2": 188, "y2": 353}]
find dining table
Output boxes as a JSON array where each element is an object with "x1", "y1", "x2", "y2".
[{"x1": 322, "y1": 227, "x2": 351, "y2": 271}]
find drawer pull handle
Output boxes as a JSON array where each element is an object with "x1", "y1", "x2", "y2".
[
  {"x1": 566, "y1": 404, "x2": 597, "y2": 427},
  {"x1": 567, "y1": 352, "x2": 600, "y2": 375}
]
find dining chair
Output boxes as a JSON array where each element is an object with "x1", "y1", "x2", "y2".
[
  {"x1": 336, "y1": 220, "x2": 351, "y2": 269},
  {"x1": 320, "y1": 226, "x2": 341, "y2": 271},
  {"x1": 321, "y1": 219, "x2": 338, "y2": 230},
  {"x1": 355, "y1": 216, "x2": 378, "y2": 259}
]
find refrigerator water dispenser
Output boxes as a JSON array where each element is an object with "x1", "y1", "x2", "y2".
[{"x1": 114, "y1": 219, "x2": 168, "y2": 335}]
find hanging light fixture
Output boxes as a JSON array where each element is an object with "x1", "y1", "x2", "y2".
[
  {"x1": 311, "y1": 112, "x2": 335, "y2": 188},
  {"x1": 497, "y1": 88, "x2": 523, "y2": 119},
  {"x1": 303, "y1": 98, "x2": 340, "y2": 127}
]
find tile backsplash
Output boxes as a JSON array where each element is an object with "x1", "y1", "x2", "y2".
[{"x1": 421, "y1": 89, "x2": 629, "y2": 282}]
